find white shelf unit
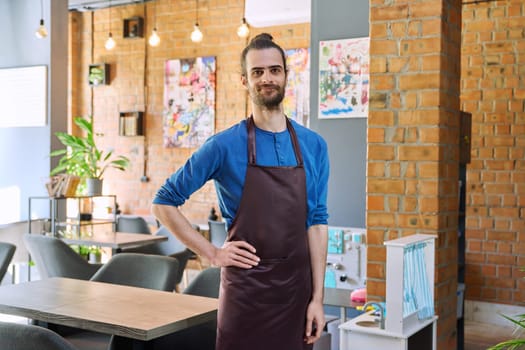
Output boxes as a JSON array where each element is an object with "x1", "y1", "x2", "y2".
[
  {"x1": 339, "y1": 233, "x2": 438, "y2": 350},
  {"x1": 384, "y1": 233, "x2": 437, "y2": 335}
]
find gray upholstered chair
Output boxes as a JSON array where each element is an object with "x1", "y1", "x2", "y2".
[
  {"x1": 90, "y1": 252, "x2": 179, "y2": 292},
  {"x1": 91, "y1": 253, "x2": 179, "y2": 350},
  {"x1": 183, "y1": 267, "x2": 221, "y2": 298},
  {"x1": 208, "y1": 220, "x2": 228, "y2": 248},
  {"x1": 152, "y1": 267, "x2": 221, "y2": 350},
  {"x1": 23, "y1": 234, "x2": 102, "y2": 280},
  {"x1": 152, "y1": 226, "x2": 193, "y2": 286},
  {"x1": 0, "y1": 321, "x2": 79, "y2": 350},
  {"x1": 0, "y1": 242, "x2": 16, "y2": 282},
  {"x1": 121, "y1": 226, "x2": 193, "y2": 288},
  {"x1": 116, "y1": 215, "x2": 151, "y2": 234}
]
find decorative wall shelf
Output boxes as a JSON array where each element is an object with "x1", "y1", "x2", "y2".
[
  {"x1": 123, "y1": 17, "x2": 144, "y2": 38},
  {"x1": 88, "y1": 63, "x2": 109, "y2": 86},
  {"x1": 119, "y1": 111, "x2": 144, "y2": 136}
]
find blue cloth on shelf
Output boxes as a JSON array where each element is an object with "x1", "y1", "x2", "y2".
[{"x1": 403, "y1": 242, "x2": 434, "y2": 320}]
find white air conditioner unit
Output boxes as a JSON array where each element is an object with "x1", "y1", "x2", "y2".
[
  {"x1": 68, "y1": 0, "x2": 152, "y2": 11},
  {"x1": 244, "y1": 0, "x2": 311, "y2": 27}
]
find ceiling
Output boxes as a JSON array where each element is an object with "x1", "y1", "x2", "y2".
[{"x1": 68, "y1": 0, "x2": 311, "y2": 27}]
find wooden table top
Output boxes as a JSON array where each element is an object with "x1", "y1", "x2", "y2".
[
  {"x1": 61, "y1": 231, "x2": 167, "y2": 249},
  {"x1": 0, "y1": 277, "x2": 218, "y2": 340}
]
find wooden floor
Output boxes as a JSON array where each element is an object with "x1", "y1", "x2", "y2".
[
  {"x1": 464, "y1": 320, "x2": 517, "y2": 350},
  {"x1": 0, "y1": 312, "x2": 519, "y2": 350}
]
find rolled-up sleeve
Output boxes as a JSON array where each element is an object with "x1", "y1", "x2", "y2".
[
  {"x1": 307, "y1": 137, "x2": 330, "y2": 227},
  {"x1": 153, "y1": 138, "x2": 220, "y2": 207}
]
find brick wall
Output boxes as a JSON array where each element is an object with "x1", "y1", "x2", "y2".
[
  {"x1": 68, "y1": 0, "x2": 310, "y2": 222},
  {"x1": 368, "y1": 1, "x2": 462, "y2": 348},
  {"x1": 67, "y1": 1, "x2": 525, "y2": 348},
  {"x1": 461, "y1": 1, "x2": 525, "y2": 307}
]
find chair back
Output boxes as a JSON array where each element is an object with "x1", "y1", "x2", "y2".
[
  {"x1": 120, "y1": 226, "x2": 191, "y2": 285},
  {"x1": 90, "y1": 253, "x2": 179, "y2": 291},
  {"x1": 154, "y1": 226, "x2": 187, "y2": 255},
  {"x1": 183, "y1": 267, "x2": 221, "y2": 298},
  {"x1": 146, "y1": 267, "x2": 220, "y2": 350},
  {"x1": 0, "y1": 242, "x2": 16, "y2": 282},
  {"x1": 0, "y1": 322, "x2": 78, "y2": 350},
  {"x1": 154, "y1": 226, "x2": 193, "y2": 285},
  {"x1": 208, "y1": 220, "x2": 227, "y2": 248},
  {"x1": 116, "y1": 216, "x2": 151, "y2": 234},
  {"x1": 151, "y1": 267, "x2": 220, "y2": 350},
  {"x1": 23, "y1": 234, "x2": 101, "y2": 280}
]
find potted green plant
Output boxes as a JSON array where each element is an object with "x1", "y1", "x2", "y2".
[
  {"x1": 50, "y1": 116, "x2": 130, "y2": 196},
  {"x1": 488, "y1": 267, "x2": 525, "y2": 350},
  {"x1": 88, "y1": 246, "x2": 102, "y2": 263},
  {"x1": 88, "y1": 65, "x2": 106, "y2": 86}
]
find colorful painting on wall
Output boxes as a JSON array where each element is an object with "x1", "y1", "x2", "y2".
[
  {"x1": 284, "y1": 48, "x2": 310, "y2": 127},
  {"x1": 318, "y1": 37, "x2": 369, "y2": 119},
  {"x1": 163, "y1": 56, "x2": 216, "y2": 148}
]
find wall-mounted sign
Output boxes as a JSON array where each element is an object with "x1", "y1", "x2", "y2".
[
  {"x1": 0, "y1": 65, "x2": 47, "y2": 127},
  {"x1": 318, "y1": 37, "x2": 369, "y2": 119}
]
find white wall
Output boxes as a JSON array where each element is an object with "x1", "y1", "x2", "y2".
[{"x1": 0, "y1": 0, "x2": 68, "y2": 224}]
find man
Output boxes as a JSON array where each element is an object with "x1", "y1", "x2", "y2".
[{"x1": 152, "y1": 33, "x2": 329, "y2": 350}]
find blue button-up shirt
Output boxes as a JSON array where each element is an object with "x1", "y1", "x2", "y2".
[{"x1": 153, "y1": 118, "x2": 329, "y2": 229}]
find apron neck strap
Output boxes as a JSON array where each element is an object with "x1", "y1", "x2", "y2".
[{"x1": 247, "y1": 116, "x2": 304, "y2": 166}]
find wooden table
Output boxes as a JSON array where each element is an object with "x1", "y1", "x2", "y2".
[
  {"x1": 61, "y1": 231, "x2": 167, "y2": 252},
  {"x1": 0, "y1": 278, "x2": 218, "y2": 342}
]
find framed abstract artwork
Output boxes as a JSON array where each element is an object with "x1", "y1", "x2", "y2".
[
  {"x1": 284, "y1": 48, "x2": 310, "y2": 127},
  {"x1": 163, "y1": 56, "x2": 216, "y2": 148},
  {"x1": 318, "y1": 37, "x2": 369, "y2": 119}
]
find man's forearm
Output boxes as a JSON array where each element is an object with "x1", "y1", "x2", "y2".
[
  {"x1": 151, "y1": 203, "x2": 217, "y2": 261},
  {"x1": 307, "y1": 224, "x2": 328, "y2": 302}
]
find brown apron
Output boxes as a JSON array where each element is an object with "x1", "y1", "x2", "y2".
[{"x1": 216, "y1": 116, "x2": 313, "y2": 350}]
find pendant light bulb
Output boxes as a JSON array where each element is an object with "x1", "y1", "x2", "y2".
[
  {"x1": 149, "y1": 28, "x2": 160, "y2": 47},
  {"x1": 105, "y1": 33, "x2": 116, "y2": 50},
  {"x1": 35, "y1": 19, "x2": 48, "y2": 39},
  {"x1": 237, "y1": 18, "x2": 250, "y2": 38},
  {"x1": 191, "y1": 24, "x2": 203, "y2": 43},
  {"x1": 36, "y1": 0, "x2": 47, "y2": 39},
  {"x1": 105, "y1": 0, "x2": 115, "y2": 50}
]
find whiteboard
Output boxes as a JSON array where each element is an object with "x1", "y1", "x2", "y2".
[{"x1": 0, "y1": 65, "x2": 47, "y2": 127}]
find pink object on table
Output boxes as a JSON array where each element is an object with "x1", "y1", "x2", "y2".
[{"x1": 351, "y1": 288, "x2": 366, "y2": 303}]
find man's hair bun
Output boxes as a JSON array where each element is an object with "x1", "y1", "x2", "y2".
[{"x1": 250, "y1": 33, "x2": 273, "y2": 43}]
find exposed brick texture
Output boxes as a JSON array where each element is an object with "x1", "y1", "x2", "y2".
[
  {"x1": 461, "y1": 0, "x2": 525, "y2": 310},
  {"x1": 368, "y1": 1, "x2": 462, "y2": 348},
  {"x1": 68, "y1": 0, "x2": 310, "y2": 223}
]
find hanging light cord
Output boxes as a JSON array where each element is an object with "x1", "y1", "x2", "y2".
[
  {"x1": 40, "y1": 0, "x2": 44, "y2": 20},
  {"x1": 195, "y1": 0, "x2": 199, "y2": 24},
  {"x1": 152, "y1": 0, "x2": 156, "y2": 29}
]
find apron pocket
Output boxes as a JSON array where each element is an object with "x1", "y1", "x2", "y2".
[{"x1": 252, "y1": 257, "x2": 298, "y2": 305}]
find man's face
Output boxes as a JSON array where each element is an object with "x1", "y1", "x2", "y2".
[{"x1": 242, "y1": 48, "x2": 287, "y2": 109}]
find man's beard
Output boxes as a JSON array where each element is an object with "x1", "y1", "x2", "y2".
[{"x1": 250, "y1": 83, "x2": 286, "y2": 109}]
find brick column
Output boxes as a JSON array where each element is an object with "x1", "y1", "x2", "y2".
[{"x1": 368, "y1": 1, "x2": 462, "y2": 348}]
